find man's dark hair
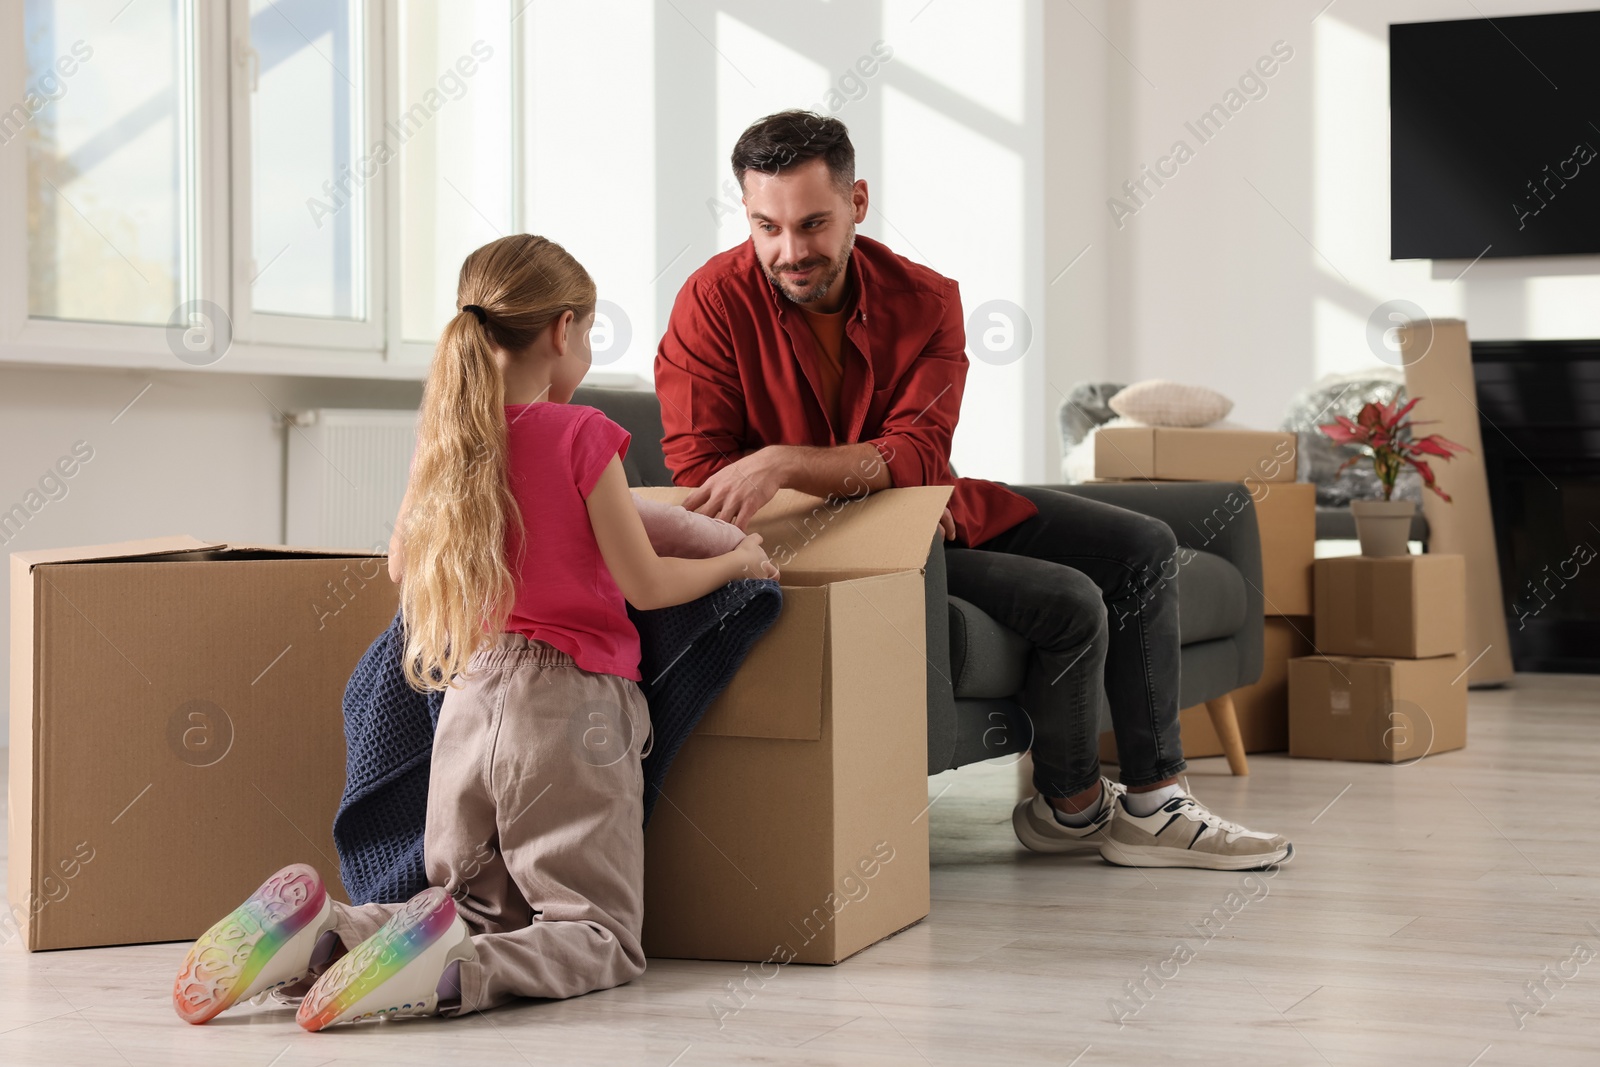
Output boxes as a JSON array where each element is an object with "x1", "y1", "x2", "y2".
[{"x1": 731, "y1": 110, "x2": 855, "y2": 194}]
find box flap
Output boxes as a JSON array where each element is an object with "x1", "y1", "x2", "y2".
[
  {"x1": 218, "y1": 543, "x2": 386, "y2": 558},
  {"x1": 694, "y1": 584, "x2": 826, "y2": 740},
  {"x1": 10, "y1": 535, "x2": 218, "y2": 570},
  {"x1": 636, "y1": 486, "x2": 952, "y2": 583}
]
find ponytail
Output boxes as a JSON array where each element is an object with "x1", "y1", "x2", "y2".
[{"x1": 400, "y1": 235, "x2": 595, "y2": 691}]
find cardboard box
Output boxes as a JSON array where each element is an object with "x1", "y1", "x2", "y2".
[
  {"x1": 1093, "y1": 426, "x2": 1296, "y2": 484},
  {"x1": 1288, "y1": 652, "x2": 1468, "y2": 762},
  {"x1": 1402, "y1": 319, "x2": 1514, "y2": 685},
  {"x1": 636, "y1": 485, "x2": 950, "y2": 965},
  {"x1": 1255, "y1": 482, "x2": 1315, "y2": 617},
  {"x1": 1313, "y1": 554, "x2": 1466, "y2": 659},
  {"x1": 9, "y1": 537, "x2": 395, "y2": 951},
  {"x1": 1100, "y1": 616, "x2": 1313, "y2": 760}
]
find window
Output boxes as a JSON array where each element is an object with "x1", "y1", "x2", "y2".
[
  {"x1": 397, "y1": 0, "x2": 515, "y2": 346},
  {"x1": 22, "y1": 0, "x2": 198, "y2": 327},
  {"x1": 229, "y1": 0, "x2": 382, "y2": 352},
  {"x1": 0, "y1": 0, "x2": 526, "y2": 373},
  {"x1": 246, "y1": 0, "x2": 367, "y2": 321}
]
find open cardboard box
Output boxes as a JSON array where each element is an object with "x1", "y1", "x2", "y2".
[
  {"x1": 8, "y1": 537, "x2": 396, "y2": 951},
  {"x1": 634, "y1": 485, "x2": 950, "y2": 965}
]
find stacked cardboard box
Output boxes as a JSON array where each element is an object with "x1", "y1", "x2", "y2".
[
  {"x1": 1289, "y1": 554, "x2": 1468, "y2": 762},
  {"x1": 1090, "y1": 426, "x2": 1313, "y2": 758},
  {"x1": 1093, "y1": 426, "x2": 1297, "y2": 486}
]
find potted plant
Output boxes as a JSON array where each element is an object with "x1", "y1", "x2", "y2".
[{"x1": 1318, "y1": 394, "x2": 1468, "y2": 557}]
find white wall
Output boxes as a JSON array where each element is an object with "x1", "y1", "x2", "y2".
[
  {"x1": 1096, "y1": 0, "x2": 1600, "y2": 429},
  {"x1": 0, "y1": 366, "x2": 422, "y2": 737}
]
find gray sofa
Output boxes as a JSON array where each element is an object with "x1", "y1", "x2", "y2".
[{"x1": 576, "y1": 385, "x2": 1265, "y2": 777}]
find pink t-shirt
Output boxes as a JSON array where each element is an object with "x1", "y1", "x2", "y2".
[{"x1": 502, "y1": 402, "x2": 641, "y2": 680}]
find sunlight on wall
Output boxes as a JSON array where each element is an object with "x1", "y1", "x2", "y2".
[
  {"x1": 1311, "y1": 15, "x2": 1387, "y2": 296},
  {"x1": 882, "y1": 82, "x2": 1026, "y2": 482},
  {"x1": 880, "y1": 0, "x2": 1028, "y2": 483},
  {"x1": 399, "y1": 0, "x2": 513, "y2": 343},
  {"x1": 1525, "y1": 275, "x2": 1600, "y2": 336},
  {"x1": 1310, "y1": 11, "x2": 1459, "y2": 382},
  {"x1": 1312, "y1": 295, "x2": 1368, "y2": 382},
  {"x1": 705, "y1": 2, "x2": 1034, "y2": 483},
  {"x1": 712, "y1": 14, "x2": 831, "y2": 252},
  {"x1": 882, "y1": 0, "x2": 1025, "y2": 124},
  {"x1": 522, "y1": 0, "x2": 655, "y2": 379}
]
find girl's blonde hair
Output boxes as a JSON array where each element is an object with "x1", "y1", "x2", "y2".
[{"x1": 401, "y1": 234, "x2": 596, "y2": 691}]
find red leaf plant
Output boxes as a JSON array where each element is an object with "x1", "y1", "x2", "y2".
[{"x1": 1317, "y1": 393, "x2": 1469, "y2": 502}]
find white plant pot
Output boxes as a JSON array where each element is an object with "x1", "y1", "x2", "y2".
[{"x1": 1350, "y1": 499, "x2": 1416, "y2": 557}]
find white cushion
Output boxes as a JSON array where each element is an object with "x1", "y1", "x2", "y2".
[{"x1": 1108, "y1": 380, "x2": 1233, "y2": 427}]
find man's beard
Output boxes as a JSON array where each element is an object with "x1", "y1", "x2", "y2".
[{"x1": 761, "y1": 228, "x2": 855, "y2": 305}]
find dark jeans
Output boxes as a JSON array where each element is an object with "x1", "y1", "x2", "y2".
[{"x1": 945, "y1": 486, "x2": 1187, "y2": 797}]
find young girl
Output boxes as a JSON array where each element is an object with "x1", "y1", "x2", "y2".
[{"x1": 172, "y1": 234, "x2": 776, "y2": 1029}]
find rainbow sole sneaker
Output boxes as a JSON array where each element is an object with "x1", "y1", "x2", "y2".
[
  {"x1": 297, "y1": 886, "x2": 474, "y2": 1032},
  {"x1": 172, "y1": 863, "x2": 337, "y2": 1024}
]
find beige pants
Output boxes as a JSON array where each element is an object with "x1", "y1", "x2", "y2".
[{"x1": 331, "y1": 635, "x2": 651, "y2": 1012}]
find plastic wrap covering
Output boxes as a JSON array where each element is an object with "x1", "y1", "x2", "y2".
[
  {"x1": 1057, "y1": 381, "x2": 1127, "y2": 449},
  {"x1": 1282, "y1": 373, "x2": 1422, "y2": 506}
]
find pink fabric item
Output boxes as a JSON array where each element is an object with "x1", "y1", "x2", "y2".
[
  {"x1": 630, "y1": 494, "x2": 745, "y2": 558},
  {"x1": 502, "y1": 403, "x2": 641, "y2": 680}
]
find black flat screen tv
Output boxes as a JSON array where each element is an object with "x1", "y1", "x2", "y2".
[{"x1": 1390, "y1": 10, "x2": 1600, "y2": 260}]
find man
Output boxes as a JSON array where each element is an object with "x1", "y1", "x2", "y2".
[{"x1": 655, "y1": 110, "x2": 1289, "y2": 870}]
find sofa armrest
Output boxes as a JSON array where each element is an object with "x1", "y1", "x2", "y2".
[
  {"x1": 1021, "y1": 481, "x2": 1266, "y2": 686},
  {"x1": 923, "y1": 532, "x2": 959, "y2": 775}
]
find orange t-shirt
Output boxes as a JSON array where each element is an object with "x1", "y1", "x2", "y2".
[{"x1": 800, "y1": 302, "x2": 849, "y2": 433}]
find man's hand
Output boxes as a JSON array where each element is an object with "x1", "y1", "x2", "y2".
[
  {"x1": 939, "y1": 507, "x2": 956, "y2": 541},
  {"x1": 682, "y1": 447, "x2": 788, "y2": 530}
]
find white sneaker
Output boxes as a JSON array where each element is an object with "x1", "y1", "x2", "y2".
[
  {"x1": 297, "y1": 886, "x2": 475, "y2": 1031},
  {"x1": 1100, "y1": 791, "x2": 1292, "y2": 870},
  {"x1": 1012, "y1": 777, "x2": 1128, "y2": 853},
  {"x1": 172, "y1": 863, "x2": 338, "y2": 1024}
]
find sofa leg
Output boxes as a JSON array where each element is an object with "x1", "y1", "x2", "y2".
[{"x1": 1205, "y1": 694, "x2": 1249, "y2": 776}]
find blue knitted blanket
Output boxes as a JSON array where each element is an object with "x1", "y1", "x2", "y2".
[{"x1": 331, "y1": 579, "x2": 782, "y2": 905}]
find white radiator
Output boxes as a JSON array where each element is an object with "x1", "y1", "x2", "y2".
[{"x1": 285, "y1": 409, "x2": 417, "y2": 551}]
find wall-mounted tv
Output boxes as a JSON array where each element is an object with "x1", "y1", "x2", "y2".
[{"x1": 1390, "y1": 10, "x2": 1600, "y2": 261}]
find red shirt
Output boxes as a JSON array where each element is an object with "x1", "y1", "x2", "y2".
[
  {"x1": 654, "y1": 235, "x2": 1037, "y2": 547},
  {"x1": 503, "y1": 403, "x2": 641, "y2": 680}
]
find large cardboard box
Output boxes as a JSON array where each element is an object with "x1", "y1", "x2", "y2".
[
  {"x1": 1401, "y1": 319, "x2": 1514, "y2": 685},
  {"x1": 1099, "y1": 616, "x2": 1313, "y2": 761},
  {"x1": 1288, "y1": 653, "x2": 1468, "y2": 762},
  {"x1": 1254, "y1": 482, "x2": 1315, "y2": 617},
  {"x1": 8, "y1": 537, "x2": 395, "y2": 951},
  {"x1": 1313, "y1": 554, "x2": 1466, "y2": 659},
  {"x1": 1094, "y1": 426, "x2": 1296, "y2": 484},
  {"x1": 636, "y1": 485, "x2": 950, "y2": 966}
]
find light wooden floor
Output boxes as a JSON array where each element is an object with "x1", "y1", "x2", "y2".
[{"x1": 3, "y1": 675, "x2": 1599, "y2": 1066}]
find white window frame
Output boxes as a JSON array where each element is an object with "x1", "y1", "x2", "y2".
[
  {"x1": 228, "y1": 0, "x2": 386, "y2": 356},
  {"x1": 0, "y1": 0, "x2": 216, "y2": 365},
  {"x1": 383, "y1": 3, "x2": 526, "y2": 369},
  {"x1": 0, "y1": 1, "x2": 642, "y2": 384}
]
